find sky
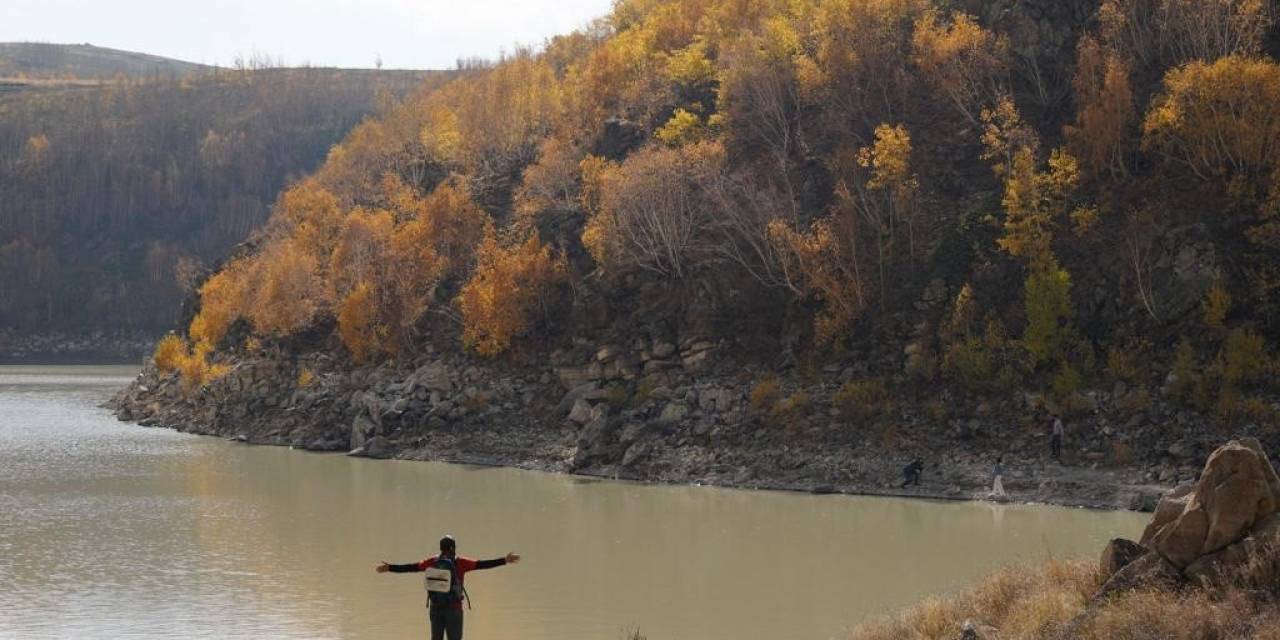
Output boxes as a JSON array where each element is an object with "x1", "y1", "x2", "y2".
[{"x1": 0, "y1": 0, "x2": 616, "y2": 69}]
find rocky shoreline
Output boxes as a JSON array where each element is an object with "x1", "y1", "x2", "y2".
[{"x1": 105, "y1": 334, "x2": 1277, "y2": 511}]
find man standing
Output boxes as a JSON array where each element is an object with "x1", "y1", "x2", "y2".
[
  {"x1": 376, "y1": 535, "x2": 521, "y2": 640},
  {"x1": 1050, "y1": 414, "x2": 1065, "y2": 462},
  {"x1": 901, "y1": 458, "x2": 924, "y2": 488}
]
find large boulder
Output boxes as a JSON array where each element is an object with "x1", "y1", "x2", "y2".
[
  {"x1": 1183, "y1": 513, "x2": 1280, "y2": 590},
  {"x1": 1141, "y1": 438, "x2": 1279, "y2": 568}
]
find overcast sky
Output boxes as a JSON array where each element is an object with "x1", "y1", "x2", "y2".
[{"x1": 0, "y1": 0, "x2": 616, "y2": 69}]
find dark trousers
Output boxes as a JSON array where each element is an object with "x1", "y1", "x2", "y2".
[
  {"x1": 901, "y1": 471, "x2": 920, "y2": 488},
  {"x1": 1051, "y1": 434, "x2": 1062, "y2": 460},
  {"x1": 430, "y1": 607, "x2": 463, "y2": 640}
]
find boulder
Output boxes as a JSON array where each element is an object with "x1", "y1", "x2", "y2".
[
  {"x1": 556, "y1": 382, "x2": 600, "y2": 415},
  {"x1": 658, "y1": 402, "x2": 689, "y2": 424},
  {"x1": 1099, "y1": 538, "x2": 1146, "y2": 582},
  {"x1": 573, "y1": 415, "x2": 620, "y2": 467},
  {"x1": 1183, "y1": 513, "x2": 1280, "y2": 590},
  {"x1": 568, "y1": 399, "x2": 594, "y2": 425},
  {"x1": 1141, "y1": 439, "x2": 1279, "y2": 568},
  {"x1": 415, "y1": 361, "x2": 453, "y2": 393},
  {"x1": 349, "y1": 413, "x2": 377, "y2": 450},
  {"x1": 1094, "y1": 552, "x2": 1184, "y2": 600}
]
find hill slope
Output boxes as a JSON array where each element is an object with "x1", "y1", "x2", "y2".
[
  {"x1": 0, "y1": 42, "x2": 210, "y2": 85},
  {"x1": 0, "y1": 65, "x2": 445, "y2": 347}
]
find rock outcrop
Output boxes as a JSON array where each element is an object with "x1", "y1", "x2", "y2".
[
  {"x1": 1095, "y1": 438, "x2": 1280, "y2": 600},
  {"x1": 1140, "y1": 438, "x2": 1279, "y2": 568}
]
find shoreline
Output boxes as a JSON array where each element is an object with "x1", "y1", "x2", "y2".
[{"x1": 110, "y1": 352, "x2": 1178, "y2": 513}]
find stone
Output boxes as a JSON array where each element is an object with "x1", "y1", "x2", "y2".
[
  {"x1": 555, "y1": 382, "x2": 599, "y2": 415},
  {"x1": 622, "y1": 441, "x2": 650, "y2": 468},
  {"x1": 363, "y1": 436, "x2": 392, "y2": 459},
  {"x1": 415, "y1": 361, "x2": 453, "y2": 392},
  {"x1": 568, "y1": 398, "x2": 594, "y2": 425},
  {"x1": 1099, "y1": 538, "x2": 1146, "y2": 582},
  {"x1": 595, "y1": 345, "x2": 622, "y2": 362},
  {"x1": 556, "y1": 365, "x2": 597, "y2": 390},
  {"x1": 1183, "y1": 513, "x2": 1280, "y2": 590},
  {"x1": 349, "y1": 413, "x2": 377, "y2": 450},
  {"x1": 1094, "y1": 552, "x2": 1184, "y2": 600},
  {"x1": 652, "y1": 341, "x2": 676, "y2": 359},
  {"x1": 1141, "y1": 439, "x2": 1280, "y2": 568},
  {"x1": 573, "y1": 415, "x2": 620, "y2": 467},
  {"x1": 658, "y1": 402, "x2": 689, "y2": 424}
]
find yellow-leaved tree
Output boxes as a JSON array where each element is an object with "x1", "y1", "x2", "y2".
[{"x1": 458, "y1": 233, "x2": 565, "y2": 357}]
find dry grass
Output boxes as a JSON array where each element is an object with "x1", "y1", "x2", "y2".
[{"x1": 849, "y1": 558, "x2": 1280, "y2": 640}]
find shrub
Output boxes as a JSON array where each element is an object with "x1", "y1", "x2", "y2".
[
  {"x1": 462, "y1": 392, "x2": 490, "y2": 413},
  {"x1": 631, "y1": 378, "x2": 658, "y2": 408},
  {"x1": 1105, "y1": 339, "x2": 1150, "y2": 384},
  {"x1": 748, "y1": 376, "x2": 782, "y2": 413},
  {"x1": 152, "y1": 334, "x2": 186, "y2": 372},
  {"x1": 1117, "y1": 388, "x2": 1152, "y2": 415},
  {"x1": 337, "y1": 281, "x2": 381, "y2": 364},
  {"x1": 458, "y1": 233, "x2": 565, "y2": 357},
  {"x1": 771, "y1": 390, "x2": 811, "y2": 432},
  {"x1": 833, "y1": 379, "x2": 892, "y2": 419},
  {"x1": 1168, "y1": 337, "x2": 1200, "y2": 401},
  {"x1": 1218, "y1": 328, "x2": 1269, "y2": 387},
  {"x1": 297, "y1": 367, "x2": 315, "y2": 388},
  {"x1": 1202, "y1": 282, "x2": 1232, "y2": 329},
  {"x1": 943, "y1": 338, "x2": 994, "y2": 390},
  {"x1": 1052, "y1": 362, "x2": 1082, "y2": 398},
  {"x1": 1112, "y1": 439, "x2": 1135, "y2": 466},
  {"x1": 1023, "y1": 260, "x2": 1074, "y2": 366}
]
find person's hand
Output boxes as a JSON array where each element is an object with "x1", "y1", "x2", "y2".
[
  {"x1": 376, "y1": 562, "x2": 390, "y2": 573},
  {"x1": 505, "y1": 552, "x2": 521, "y2": 565}
]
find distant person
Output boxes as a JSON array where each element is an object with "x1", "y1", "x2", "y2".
[
  {"x1": 1050, "y1": 414, "x2": 1065, "y2": 461},
  {"x1": 376, "y1": 535, "x2": 521, "y2": 640},
  {"x1": 990, "y1": 456, "x2": 1007, "y2": 499},
  {"x1": 901, "y1": 458, "x2": 924, "y2": 488}
]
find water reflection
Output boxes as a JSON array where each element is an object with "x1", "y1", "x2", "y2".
[{"x1": 0, "y1": 366, "x2": 1148, "y2": 640}]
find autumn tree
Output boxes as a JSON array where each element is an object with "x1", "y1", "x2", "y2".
[
  {"x1": 584, "y1": 142, "x2": 720, "y2": 278},
  {"x1": 1143, "y1": 56, "x2": 1280, "y2": 181},
  {"x1": 189, "y1": 258, "x2": 252, "y2": 348},
  {"x1": 248, "y1": 239, "x2": 323, "y2": 337},
  {"x1": 458, "y1": 233, "x2": 565, "y2": 356},
  {"x1": 911, "y1": 10, "x2": 1009, "y2": 126},
  {"x1": 337, "y1": 281, "x2": 380, "y2": 363},
  {"x1": 1065, "y1": 36, "x2": 1136, "y2": 181},
  {"x1": 1098, "y1": 0, "x2": 1271, "y2": 70},
  {"x1": 767, "y1": 214, "x2": 870, "y2": 345}
]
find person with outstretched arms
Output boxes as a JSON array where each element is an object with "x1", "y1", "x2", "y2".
[{"x1": 376, "y1": 534, "x2": 521, "y2": 640}]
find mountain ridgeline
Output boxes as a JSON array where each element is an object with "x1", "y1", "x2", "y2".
[{"x1": 0, "y1": 49, "x2": 441, "y2": 335}]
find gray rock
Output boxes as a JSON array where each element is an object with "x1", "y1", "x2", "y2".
[
  {"x1": 556, "y1": 382, "x2": 600, "y2": 415},
  {"x1": 658, "y1": 402, "x2": 689, "y2": 424},
  {"x1": 568, "y1": 398, "x2": 594, "y2": 425},
  {"x1": 349, "y1": 413, "x2": 377, "y2": 450},
  {"x1": 415, "y1": 361, "x2": 453, "y2": 392}
]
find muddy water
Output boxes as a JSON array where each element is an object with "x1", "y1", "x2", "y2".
[{"x1": 0, "y1": 365, "x2": 1148, "y2": 640}]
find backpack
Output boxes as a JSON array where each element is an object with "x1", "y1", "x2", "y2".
[{"x1": 424, "y1": 556, "x2": 466, "y2": 608}]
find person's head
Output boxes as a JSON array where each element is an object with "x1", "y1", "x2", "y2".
[{"x1": 439, "y1": 535, "x2": 457, "y2": 557}]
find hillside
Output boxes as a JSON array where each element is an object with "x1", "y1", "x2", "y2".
[
  {"x1": 0, "y1": 65, "x2": 444, "y2": 351},
  {"x1": 118, "y1": 0, "x2": 1279, "y2": 506},
  {"x1": 0, "y1": 42, "x2": 210, "y2": 88}
]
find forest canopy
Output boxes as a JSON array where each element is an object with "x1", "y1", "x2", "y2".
[{"x1": 159, "y1": 0, "x2": 1278, "y2": 416}]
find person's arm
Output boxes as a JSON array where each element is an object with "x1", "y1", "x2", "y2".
[
  {"x1": 468, "y1": 553, "x2": 522, "y2": 570},
  {"x1": 376, "y1": 557, "x2": 434, "y2": 574}
]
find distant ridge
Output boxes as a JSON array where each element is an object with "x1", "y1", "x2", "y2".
[{"x1": 0, "y1": 42, "x2": 211, "y2": 81}]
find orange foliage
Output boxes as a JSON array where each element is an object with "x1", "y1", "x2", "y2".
[
  {"x1": 1143, "y1": 55, "x2": 1280, "y2": 180},
  {"x1": 1066, "y1": 36, "x2": 1136, "y2": 181},
  {"x1": 458, "y1": 233, "x2": 565, "y2": 356},
  {"x1": 911, "y1": 10, "x2": 1009, "y2": 125},
  {"x1": 337, "y1": 280, "x2": 380, "y2": 363},
  {"x1": 152, "y1": 334, "x2": 186, "y2": 372},
  {"x1": 249, "y1": 239, "x2": 322, "y2": 336},
  {"x1": 767, "y1": 215, "x2": 870, "y2": 345},
  {"x1": 188, "y1": 258, "x2": 251, "y2": 348}
]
